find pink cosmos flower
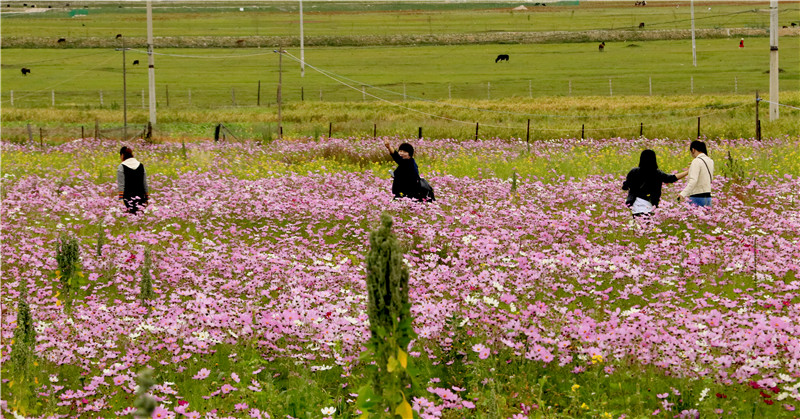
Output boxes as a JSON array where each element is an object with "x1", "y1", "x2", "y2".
[
  {"x1": 192, "y1": 368, "x2": 210, "y2": 380},
  {"x1": 231, "y1": 372, "x2": 240, "y2": 383},
  {"x1": 220, "y1": 383, "x2": 237, "y2": 394}
]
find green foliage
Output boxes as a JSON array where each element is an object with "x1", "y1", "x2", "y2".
[
  {"x1": 96, "y1": 222, "x2": 105, "y2": 257},
  {"x1": 8, "y1": 282, "x2": 37, "y2": 414},
  {"x1": 10, "y1": 282, "x2": 36, "y2": 378},
  {"x1": 55, "y1": 233, "x2": 82, "y2": 310},
  {"x1": 359, "y1": 213, "x2": 418, "y2": 417},
  {"x1": 132, "y1": 368, "x2": 157, "y2": 418},
  {"x1": 140, "y1": 249, "x2": 156, "y2": 306}
]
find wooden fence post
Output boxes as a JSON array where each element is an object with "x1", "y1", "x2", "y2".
[
  {"x1": 475, "y1": 122, "x2": 479, "y2": 141},
  {"x1": 231, "y1": 88, "x2": 236, "y2": 107},
  {"x1": 755, "y1": 91, "x2": 761, "y2": 141},
  {"x1": 81, "y1": 126, "x2": 85, "y2": 139},
  {"x1": 301, "y1": 86, "x2": 304, "y2": 101},
  {"x1": 697, "y1": 117, "x2": 701, "y2": 138},
  {"x1": 9, "y1": 90, "x2": 13, "y2": 106},
  {"x1": 581, "y1": 124, "x2": 585, "y2": 140},
  {"x1": 328, "y1": 122, "x2": 332, "y2": 138},
  {"x1": 257, "y1": 80, "x2": 261, "y2": 106},
  {"x1": 526, "y1": 119, "x2": 530, "y2": 153},
  {"x1": 39, "y1": 127, "x2": 43, "y2": 147},
  {"x1": 94, "y1": 119, "x2": 99, "y2": 139},
  {"x1": 27, "y1": 124, "x2": 33, "y2": 144},
  {"x1": 166, "y1": 85, "x2": 170, "y2": 107},
  {"x1": 418, "y1": 127, "x2": 422, "y2": 139},
  {"x1": 640, "y1": 122, "x2": 643, "y2": 138},
  {"x1": 373, "y1": 123, "x2": 377, "y2": 139},
  {"x1": 99, "y1": 90, "x2": 103, "y2": 106}
]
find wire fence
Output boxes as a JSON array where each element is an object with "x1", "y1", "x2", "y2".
[{"x1": 1, "y1": 74, "x2": 782, "y2": 110}]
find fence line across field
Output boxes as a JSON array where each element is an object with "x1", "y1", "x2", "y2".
[
  {"x1": 0, "y1": 76, "x2": 777, "y2": 110},
  {"x1": 278, "y1": 51, "x2": 755, "y2": 133}
]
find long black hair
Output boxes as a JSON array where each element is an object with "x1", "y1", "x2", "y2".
[
  {"x1": 638, "y1": 149, "x2": 658, "y2": 172},
  {"x1": 690, "y1": 140, "x2": 708, "y2": 155}
]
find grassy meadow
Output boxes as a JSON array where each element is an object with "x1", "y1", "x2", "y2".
[{"x1": 2, "y1": 1, "x2": 796, "y2": 40}]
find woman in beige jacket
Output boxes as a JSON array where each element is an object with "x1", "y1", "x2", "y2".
[{"x1": 680, "y1": 140, "x2": 714, "y2": 207}]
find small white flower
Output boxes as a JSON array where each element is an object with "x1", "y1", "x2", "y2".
[
  {"x1": 49, "y1": 374, "x2": 59, "y2": 383},
  {"x1": 321, "y1": 407, "x2": 336, "y2": 415}
]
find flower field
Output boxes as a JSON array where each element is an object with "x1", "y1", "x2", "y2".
[{"x1": 1, "y1": 136, "x2": 799, "y2": 418}]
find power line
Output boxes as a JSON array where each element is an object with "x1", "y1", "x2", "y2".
[
  {"x1": 280, "y1": 51, "x2": 750, "y2": 133},
  {"x1": 282, "y1": 51, "x2": 747, "y2": 119}
]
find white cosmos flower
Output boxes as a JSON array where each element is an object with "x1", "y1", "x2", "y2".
[{"x1": 321, "y1": 407, "x2": 336, "y2": 415}]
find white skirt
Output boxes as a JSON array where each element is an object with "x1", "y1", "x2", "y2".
[{"x1": 631, "y1": 197, "x2": 654, "y2": 215}]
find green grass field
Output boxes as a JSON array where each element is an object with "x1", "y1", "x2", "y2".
[
  {"x1": 3, "y1": 37, "x2": 798, "y2": 105},
  {"x1": 2, "y1": 1, "x2": 795, "y2": 39},
  {"x1": 1, "y1": 1, "x2": 798, "y2": 142}
]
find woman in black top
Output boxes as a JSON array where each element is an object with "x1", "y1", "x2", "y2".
[
  {"x1": 622, "y1": 149, "x2": 687, "y2": 216},
  {"x1": 384, "y1": 141, "x2": 420, "y2": 199}
]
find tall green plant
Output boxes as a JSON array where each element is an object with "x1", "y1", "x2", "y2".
[
  {"x1": 9, "y1": 281, "x2": 37, "y2": 413},
  {"x1": 357, "y1": 214, "x2": 417, "y2": 418},
  {"x1": 132, "y1": 368, "x2": 157, "y2": 418},
  {"x1": 55, "y1": 233, "x2": 81, "y2": 309},
  {"x1": 140, "y1": 249, "x2": 155, "y2": 306}
]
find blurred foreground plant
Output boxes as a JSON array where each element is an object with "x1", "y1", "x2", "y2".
[{"x1": 357, "y1": 214, "x2": 418, "y2": 418}]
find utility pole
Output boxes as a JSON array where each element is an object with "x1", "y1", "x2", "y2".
[
  {"x1": 769, "y1": 0, "x2": 779, "y2": 120},
  {"x1": 690, "y1": 0, "x2": 697, "y2": 67},
  {"x1": 299, "y1": 0, "x2": 305, "y2": 77},
  {"x1": 275, "y1": 50, "x2": 284, "y2": 139},
  {"x1": 146, "y1": 0, "x2": 157, "y2": 125},
  {"x1": 121, "y1": 35, "x2": 128, "y2": 140}
]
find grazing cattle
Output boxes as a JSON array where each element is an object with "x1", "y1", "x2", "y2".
[
  {"x1": 132, "y1": 60, "x2": 139, "y2": 65},
  {"x1": 116, "y1": 34, "x2": 122, "y2": 39},
  {"x1": 57, "y1": 38, "x2": 66, "y2": 43},
  {"x1": 792, "y1": 23, "x2": 797, "y2": 27},
  {"x1": 495, "y1": 54, "x2": 509, "y2": 63},
  {"x1": 598, "y1": 41, "x2": 605, "y2": 52},
  {"x1": 639, "y1": 22, "x2": 645, "y2": 29},
  {"x1": 21, "y1": 68, "x2": 31, "y2": 75},
  {"x1": 236, "y1": 39, "x2": 245, "y2": 46}
]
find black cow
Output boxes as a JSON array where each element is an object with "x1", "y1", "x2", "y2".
[
  {"x1": 57, "y1": 38, "x2": 66, "y2": 43},
  {"x1": 116, "y1": 33, "x2": 122, "y2": 39},
  {"x1": 639, "y1": 22, "x2": 645, "y2": 29},
  {"x1": 21, "y1": 68, "x2": 31, "y2": 75},
  {"x1": 599, "y1": 41, "x2": 605, "y2": 52},
  {"x1": 132, "y1": 60, "x2": 139, "y2": 65},
  {"x1": 495, "y1": 54, "x2": 509, "y2": 63}
]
